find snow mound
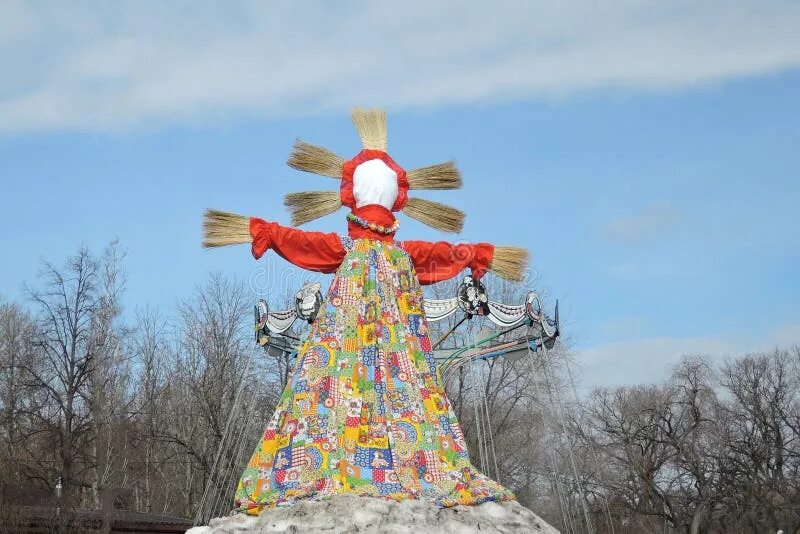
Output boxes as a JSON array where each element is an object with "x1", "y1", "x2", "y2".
[{"x1": 187, "y1": 495, "x2": 559, "y2": 534}]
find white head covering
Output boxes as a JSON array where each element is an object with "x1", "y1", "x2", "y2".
[{"x1": 352, "y1": 159, "x2": 399, "y2": 210}]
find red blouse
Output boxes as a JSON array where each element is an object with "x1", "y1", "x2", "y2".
[
  {"x1": 249, "y1": 205, "x2": 494, "y2": 283},
  {"x1": 249, "y1": 218, "x2": 345, "y2": 273},
  {"x1": 398, "y1": 240, "x2": 494, "y2": 285}
]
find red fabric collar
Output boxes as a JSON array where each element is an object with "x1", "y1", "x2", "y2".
[
  {"x1": 340, "y1": 149, "x2": 409, "y2": 212},
  {"x1": 347, "y1": 204, "x2": 397, "y2": 242}
]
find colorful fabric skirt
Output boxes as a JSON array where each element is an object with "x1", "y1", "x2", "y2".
[{"x1": 235, "y1": 238, "x2": 514, "y2": 513}]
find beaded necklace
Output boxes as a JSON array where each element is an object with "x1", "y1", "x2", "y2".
[{"x1": 346, "y1": 212, "x2": 400, "y2": 234}]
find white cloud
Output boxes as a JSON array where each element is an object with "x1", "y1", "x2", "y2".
[
  {"x1": 576, "y1": 322, "x2": 800, "y2": 390},
  {"x1": 1, "y1": 1, "x2": 800, "y2": 133}
]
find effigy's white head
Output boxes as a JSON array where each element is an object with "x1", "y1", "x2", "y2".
[
  {"x1": 352, "y1": 159, "x2": 399, "y2": 210},
  {"x1": 281, "y1": 108, "x2": 464, "y2": 233}
]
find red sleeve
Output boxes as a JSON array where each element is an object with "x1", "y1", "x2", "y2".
[
  {"x1": 249, "y1": 218, "x2": 346, "y2": 273},
  {"x1": 399, "y1": 241, "x2": 494, "y2": 285}
]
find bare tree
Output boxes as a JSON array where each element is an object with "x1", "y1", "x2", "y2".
[
  {"x1": 127, "y1": 307, "x2": 170, "y2": 513},
  {"x1": 152, "y1": 274, "x2": 275, "y2": 518},
  {"x1": 0, "y1": 301, "x2": 39, "y2": 488},
  {"x1": 717, "y1": 349, "x2": 800, "y2": 531},
  {"x1": 20, "y1": 243, "x2": 125, "y2": 506}
]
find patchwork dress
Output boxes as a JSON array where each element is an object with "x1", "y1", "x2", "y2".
[{"x1": 235, "y1": 213, "x2": 514, "y2": 513}]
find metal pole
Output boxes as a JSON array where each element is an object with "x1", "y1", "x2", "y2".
[{"x1": 432, "y1": 315, "x2": 468, "y2": 350}]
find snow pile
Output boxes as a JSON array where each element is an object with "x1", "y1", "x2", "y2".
[{"x1": 186, "y1": 495, "x2": 559, "y2": 534}]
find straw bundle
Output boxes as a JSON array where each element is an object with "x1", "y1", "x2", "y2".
[
  {"x1": 407, "y1": 162, "x2": 462, "y2": 190},
  {"x1": 284, "y1": 191, "x2": 342, "y2": 226},
  {"x1": 287, "y1": 140, "x2": 345, "y2": 178},
  {"x1": 203, "y1": 209, "x2": 251, "y2": 248},
  {"x1": 488, "y1": 246, "x2": 529, "y2": 282},
  {"x1": 351, "y1": 108, "x2": 387, "y2": 151},
  {"x1": 402, "y1": 197, "x2": 464, "y2": 233}
]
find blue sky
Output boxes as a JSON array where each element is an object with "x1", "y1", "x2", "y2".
[{"x1": 1, "y1": 2, "x2": 799, "y2": 387}]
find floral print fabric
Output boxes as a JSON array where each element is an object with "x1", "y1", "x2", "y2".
[{"x1": 235, "y1": 238, "x2": 513, "y2": 513}]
